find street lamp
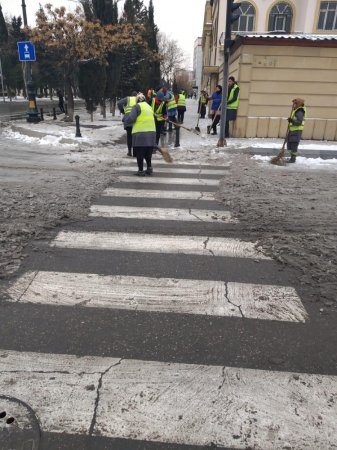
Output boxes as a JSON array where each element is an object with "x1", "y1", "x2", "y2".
[{"x1": 21, "y1": 0, "x2": 40, "y2": 123}]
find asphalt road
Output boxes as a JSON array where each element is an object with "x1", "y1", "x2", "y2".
[{"x1": 1, "y1": 160, "x2": 337, "y2": 449}]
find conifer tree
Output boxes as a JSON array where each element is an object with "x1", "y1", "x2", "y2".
[
  {"x1": 144, "y1": 0, "x2": 160, "y2": 88},
  {"x1": 78, "y1": 59, "x2": 106, "y2": 121},
  {"x1": 0, "y1": 4, "x2": 8, "y2": 44},
  {"x1": 119, "y1": 0, "x2": 160, "y2": 95}
]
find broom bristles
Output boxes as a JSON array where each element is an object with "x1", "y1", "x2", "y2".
[
  {"x1": 270, "y1": 146, "x2": 286, "y2": 166},
  {"x1": 157, "y1": 146, "x2": 173, "y2": 163}
]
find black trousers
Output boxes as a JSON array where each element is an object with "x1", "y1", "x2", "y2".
[
  {"x1": 126, "y1": 127, "x2": 132, "y2": 153},
  {"x1": 155, "y1": 120, "x2": 163, "y2": 145},
  {"x1": 199, "y1": 104, "x2": 206, "y2": 118},
  {"x1": 134, "y1": 146, "x2": 153, "y2": 171},
  {"x1": 59, "y1": 102, "x2": 65, "y2": 113},
  {"x1": 211, "y1": 114, "x2": 221, "y2": 132},
  {"x1": 177, "y1": 110, "x2": 185, "y2": 123}
]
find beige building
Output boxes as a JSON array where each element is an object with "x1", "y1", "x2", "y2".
[{"x1": 201, "y1": 1, "x2": 337, "y2": 139}]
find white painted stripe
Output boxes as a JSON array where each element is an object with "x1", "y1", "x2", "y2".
[
  {"x1": 89, "y1": 205, "x2": 236, "y2": 223},
  {"x1": 116, "y1": 166, "x2": 227, "y2": 175},
  {"x1": 51, "y1": 231, "x2": 270, "y2": 260},
  {"x1": 0, "y1": 349, "x2": 336, "y2": 448},
  {"x1": 117, "y1": 176, "x2": 219, "y2": 186},
  {"x1": 8, "y1": 271, "x2": 308, "y2": 322},
  {"x1": 103, "y1": 188, "x2": 215, "y2": 200}
]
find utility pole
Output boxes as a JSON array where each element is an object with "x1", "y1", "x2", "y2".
[
  {"x1": 217, "y1": 0, "x2": 241, "y2": 147},
  {"x1": 21, "y1": 0, "x2": 28, "y2": 27},
  {"x1": 21, "y1": 0, "x2": 40, "y2": 122}
]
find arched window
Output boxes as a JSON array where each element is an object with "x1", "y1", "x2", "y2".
[
  {"x1": 318, "y1": 2, "x2": 337, "y2": 30},
  {"x1": 232, "y1": 2, "x2": 256, "y2": 32},
  {"x1": 268, "y1": 2, "x2": 293, "y2": 32}
]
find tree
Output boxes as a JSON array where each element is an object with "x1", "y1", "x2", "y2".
[
  {"x1": 28, "y1": 4, "x2": 144, "y2": 121},
  {"x1": 158, "y1": 33, "x2": 186, "y2": 86},
  {"x1": 78, "y1": 59, "x2": 106, "y2": 121},
  {"x1": 81, "y1": 0, "x2": 121, "y2": 117},
  {"x1": 143, "y1": 0, "x2": 160, "y2": 88},
  {"x1": 175, "y1": 70, "x2": 193, "y2": 94},
  {"x1": 118, "y1": 0, "x2": 160, "y2": 96},
  {"x1": 0, "y1": 4, "x2": 8, "y2": 44}
]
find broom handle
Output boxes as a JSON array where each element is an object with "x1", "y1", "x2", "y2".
[
  {"x1": 210, "y1": 104, "x2": 221, "y2": 128},
  {"x1": 167, "y1": 120, "x2": 192, "y2": 132}
]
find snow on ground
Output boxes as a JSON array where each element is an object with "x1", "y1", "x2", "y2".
[
  {"x1": 252, "y1": 154, "x2": 337, "y2": 169},
  {"x1": 2, "y1": 129, "x2": 79, "y2": 149},
  {"x1": 2, "y1": 98, "x2": 337, "y2": 169}
]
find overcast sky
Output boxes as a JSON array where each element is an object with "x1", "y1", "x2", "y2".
[{"x1": 1, "y1": 0, "x2": 206, "y2": 68}]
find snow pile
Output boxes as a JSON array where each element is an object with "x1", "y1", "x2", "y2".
[
  {"x1": 252, "y1": 154, "x2": 337, "y2": 169},
  {"x1": 3, "y1": 130, "x2": 79, "y2": 149}
]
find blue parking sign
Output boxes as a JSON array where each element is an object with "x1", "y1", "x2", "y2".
[{"x1": 17, "y1": 41, "x2": 36, "y2": 62}]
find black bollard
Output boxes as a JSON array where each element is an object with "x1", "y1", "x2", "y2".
[
  {"x1": 75, "y1": 115, "x2": 82, "y2": 137},
  {"x1": 65, "y1": 103, "x2": 68, "y2": 115},
  {"x1": 53, "y1": 107, "x2": 57, "y2": 120},
  {"x1": 174, "y1": 125, "x2": 180, "y2": 147},
  {"x1": 40, "y1": 108, "x2": 44, "y2": 121}
]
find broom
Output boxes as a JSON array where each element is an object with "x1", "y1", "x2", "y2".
[
  {"x1": 195, "y1": 112, "x2": 201, "y2": 132},
  {"x1": 167, "y1": 120, "x2": 201, "y2": 135},
  {"x1": 270, "y1": 105, "x2": 294, "y2": 166},
  {"x1": 156, "y1": 146, "x2": 173, "y2": 163}
]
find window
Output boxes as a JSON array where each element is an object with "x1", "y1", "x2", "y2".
[
  {"x1": 232, "y1": 2, "x2": 256, "y2": 32},
  {"x1": 318, "y1": 2, "x2": 337, "y2": 30},
  {"x1": 268, "y1": 2, "x2": 293, "y2": 32}
]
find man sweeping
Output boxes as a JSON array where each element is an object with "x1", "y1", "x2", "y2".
[{"x1": 287, "y1": 98, "x2": 306, "y2": 163}]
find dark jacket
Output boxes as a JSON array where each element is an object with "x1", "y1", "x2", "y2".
[
  {"x1": 288, "y1": 108, "x2": 305, "y2": 143},
  {"x1": 124, "y1": 103, "x2": 156, "y2": 148}
]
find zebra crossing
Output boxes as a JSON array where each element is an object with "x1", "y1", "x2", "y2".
[{"x1": 2, "y1": 160, "x2": 337, "y2": 449}]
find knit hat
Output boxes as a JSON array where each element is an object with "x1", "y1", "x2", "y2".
[
  {"x1": 136, "y1": 92, "x2": 145, "y2": 102},
  {"x1": 293, "y1": 98, "x2": 305, "y2": 106},
  {"x1": 156, "y1": 90, "x2": 165, "y2": 100}
]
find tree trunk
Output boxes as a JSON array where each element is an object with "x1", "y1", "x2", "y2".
[
  {"x1": 111, "y1": 97, "x2": 116, "y2": 117},
  {"x1": 65, "y1": 77, "x2": 74, "y2": 121},
  {"x1": 102, "y1": 98, "x2": 106, "y2": 119},
  {"x1": 90, "y1": 111, "x2": 93, "y2": 122}
]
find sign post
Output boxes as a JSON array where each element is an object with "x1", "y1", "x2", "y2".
[{"x1": 17, "y1": 41, "x2": 40, "y2": 123}]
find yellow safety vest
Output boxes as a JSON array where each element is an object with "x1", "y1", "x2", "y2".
[
  {"x1": 132, "y1": 102, "x2": 156, "y2": 134},
  {"x1": 289, "y1": 106, "x2": 306, "y2": 131},
  {"x1": 227, "y1": 84, "x2": 240, "y2": 110},
  {"x1": 177, "y1": 94, "x2": 186, "y2": 107},
  {"x1": 167, "y1": 94, "x2": 177, "y2": 111},
  {"x1": 124, "y1": 96, "x2": 136, "y2": 115},
  {"x1": 200, "y1": 95, "x2": 207, "y2": 104},
  {"x1": 151, "y1": 98, "x2": 165, "y2": 121}
]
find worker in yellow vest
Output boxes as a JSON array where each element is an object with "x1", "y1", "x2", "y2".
[
  {"x1": 124, "y1": 92, "x2": 156, "y2": 176},
  {"x1": 287, "y1": 98, "x2": 306, "y2": 163},
  {"x1": 226, "y1": 77, "x2": 240, "y2": 138},
  {"x1": 117, "y1": 90, "x2": 138, "y2": 156},
  {"x1": 198, "y1": 90, "x2": 209, "y2": 118},
  {"x1": 151, "y1": 90, "x2": 167, "y2": 145},
  {"x1": 165, "y1": 91, "x2": 177, "y2": 132},
  {"x1": 176, "y1": 90, "x2": 186, "y2": 123}
]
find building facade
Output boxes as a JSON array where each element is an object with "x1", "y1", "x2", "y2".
[
  {"x1": 192, "y1": 37, "x2": 203, "y2": 95},
  {"x1": 201, "y1": 0, "x2": 337, "y2": 139}
]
